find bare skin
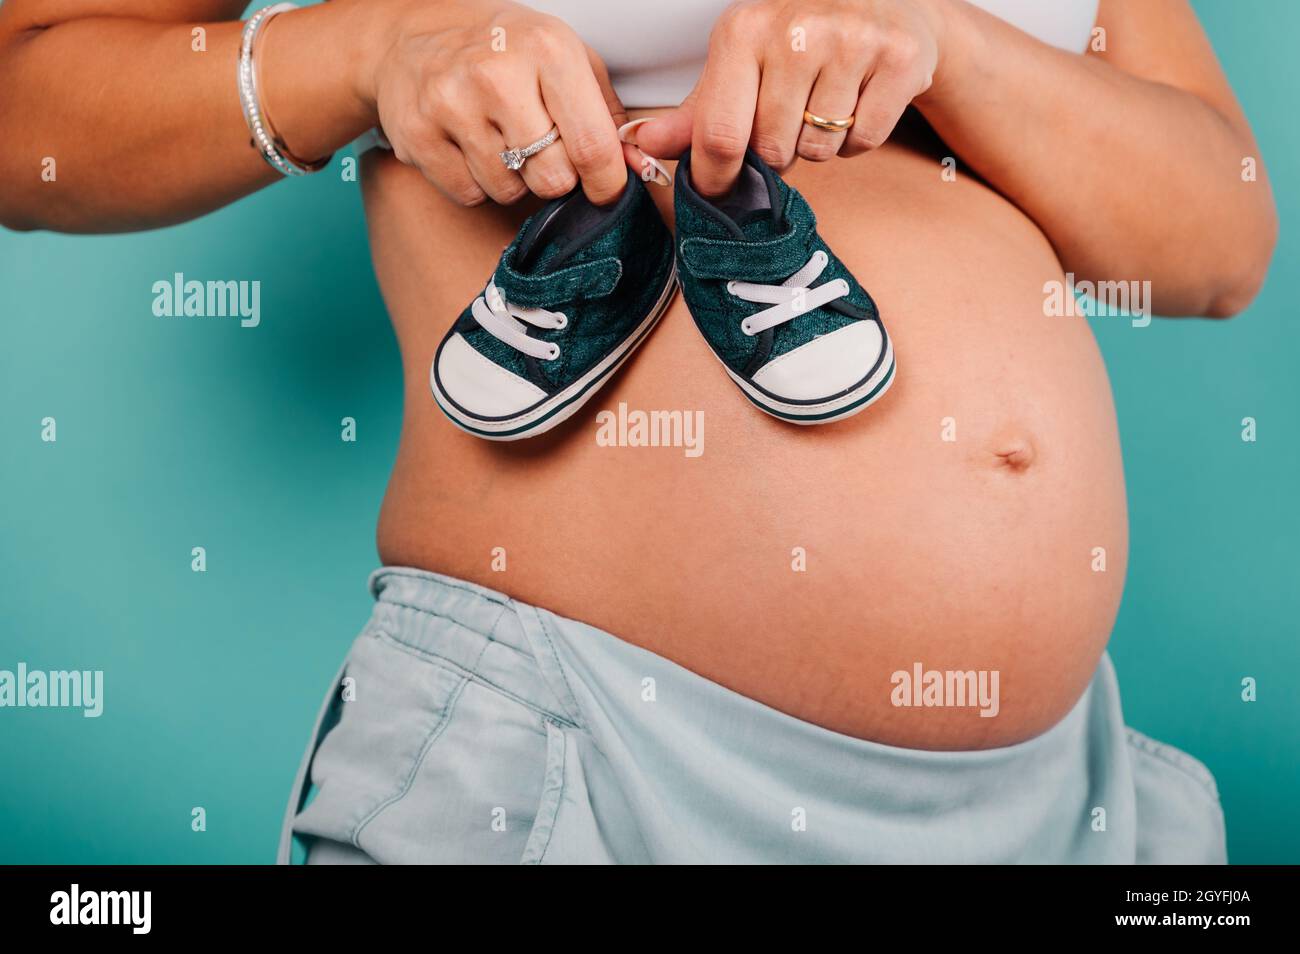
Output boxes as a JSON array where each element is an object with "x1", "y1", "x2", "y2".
[
  {"x1": 367, "y1": 114, "x2": 1128, "y2": 749},
  {"x1": 0, "y1": 0, "x2": 1277, "y2": 747}
]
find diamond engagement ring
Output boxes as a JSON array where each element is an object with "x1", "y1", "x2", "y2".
[{"x1": 499, "y1": 126, "x2": 560, "y2": 171}]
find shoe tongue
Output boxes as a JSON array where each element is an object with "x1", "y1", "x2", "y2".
[
  {"x1": 495, "y1": 193, "x2": 597, "y2": 306},
  {"x1": 495, "y1": 184, "x2": 630, "y2": 309},
  {"x1": 514, "y1": 175, "x2": 635, "y2": 275},
  {"x1": 698, "y1": 160, "x2": 786, "y2": 239},
  {"x1": 513, "y1": 201, "x2": 581, "y2": 274}
]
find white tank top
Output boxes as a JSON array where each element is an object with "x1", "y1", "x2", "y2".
[{"x1": 529, "y1": 0, "x2": 1100, "y2": 107}]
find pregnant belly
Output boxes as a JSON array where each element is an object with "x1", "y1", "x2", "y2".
[{"x1": 366, "y1": 123, "x2": 1128, "y2": 750}]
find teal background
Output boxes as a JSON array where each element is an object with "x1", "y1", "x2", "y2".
[{"x1": 1, "y1": 1, "x2": 1296, "y2": 864}]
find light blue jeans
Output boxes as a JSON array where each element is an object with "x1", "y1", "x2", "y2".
[{"x1": 278, "y1": 567, "x2": 1226, "y2": 864}]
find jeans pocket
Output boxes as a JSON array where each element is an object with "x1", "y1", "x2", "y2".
[
  {"x1": 360, "y1": 674, "x2": 567, "y2": 862},
  {"x1": 290, "y1": 628, "x2": 469, "y2": 860}
]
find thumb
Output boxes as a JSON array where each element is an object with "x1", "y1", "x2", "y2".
[{"x1": 629, "y1": 92, "x2": 697, "y2": 160}]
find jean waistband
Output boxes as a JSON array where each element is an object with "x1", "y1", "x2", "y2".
[{"x1": 366, "y1": 566, "x2": 579, "y2": 726}]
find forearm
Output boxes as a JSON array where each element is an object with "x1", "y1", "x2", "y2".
[
  {"x1": 916, "y1": 0, "x2": 1278, "y2": 317},
  {"x1": 0, "y1": 1, "x2": 382, "y2": 233}
]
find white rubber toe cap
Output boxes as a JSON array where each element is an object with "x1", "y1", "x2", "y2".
[
  {"x1": 434, "y1": 333, "x2": 548, "y2": 419},
  {"x1": 749, "y1": 320, "x2": 884, "y2": 401}
]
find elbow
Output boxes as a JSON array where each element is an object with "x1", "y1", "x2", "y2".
[
  {"x1": 1203, "y1": 203, "x2": 1279, "y2": 319},
  {"x1": 0, "y1": 203, "x2": 39, "y2": 233},
  {"x1": 0, "y1": 169, "x2": 40, "y2": 232},
  {"x1": 0, "y1": 135, "x2": 34, "y2": 233},
  {"x1": 0, "y1": 156, "x2": 36, "y2": 230},
  {"x1": 1206, "y1": 282, "x2": 1263, "y2": 320},
  {"x1": 0, "y1": 126, "x2": 66, "y2": 231},
  {"x1": 0, "y1": 34, "x2": 51, "y2": 232}
]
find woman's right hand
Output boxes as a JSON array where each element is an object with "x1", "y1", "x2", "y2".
[{"x1": 366, "y1": 0, "x2": 631, "y2": 206}]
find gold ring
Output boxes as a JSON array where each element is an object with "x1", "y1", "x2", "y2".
[{"x1": 802, "y1": 110, "x2": 855, "y2": 132}]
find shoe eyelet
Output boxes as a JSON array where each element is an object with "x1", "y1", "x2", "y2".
[
  {"x1": 726, "y1": 281, "x2": 738, "y2": 295},
  {"x1": 547, "y1": 345, "x2": 561, "y2": 360},
  {"x1": 554, "y1": 314, "x2": 568, "y2": 329},
  {"x1": 741, "y1": 321, "x2": 754, "y2": 336}
]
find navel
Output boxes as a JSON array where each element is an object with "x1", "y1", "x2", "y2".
[{"x1": 992, "y1": 435, "x2": 1036, "y2": 472}]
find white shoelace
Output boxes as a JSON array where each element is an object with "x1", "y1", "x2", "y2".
[
  {"x1": 726, "y1": 250, "x2": 850, "y2": 336},
  {"x1": 470, "y1": 279, "x2": 567, "y2": 361}
]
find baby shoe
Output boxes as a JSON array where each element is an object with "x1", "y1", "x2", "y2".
[
  {"x1": 432, "y1": 170, "x2": 676, "y2": 440},
  {"x1": 673, "y1": 148, "x2": 894, "y2": 424}
]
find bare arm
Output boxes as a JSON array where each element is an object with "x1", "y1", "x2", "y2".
[
  {"x1": 0, "y1": 0, "x2": 379, "y2": 232},
  {"x1": 635, "y1": 0, "x2": 1278, "y2": 319},
  {"x1": 916, "y1": 0, "x2": 1278, "y2": 317},
  {"x1": 0, "y1": 0, "x2": 632, "y2": 233}
]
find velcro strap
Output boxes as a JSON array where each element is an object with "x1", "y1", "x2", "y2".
[
  {"x1": 493, "y1": 256, "x2": 622, "y2": 309},
  {"x1": 678, "y1": 193, "x2": 816, "y2": 282}
]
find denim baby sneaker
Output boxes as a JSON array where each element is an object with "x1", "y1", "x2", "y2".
[
  {"x1": 431, "y1": 170, "x2": 676, "y2": 440},
  {"x1": 673, "y1": 149, "x2": 894, "y2": 424}
]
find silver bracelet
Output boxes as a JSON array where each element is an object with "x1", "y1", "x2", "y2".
[{"x1": 237, "y1": 3, "x2": 331, "y2": 176}]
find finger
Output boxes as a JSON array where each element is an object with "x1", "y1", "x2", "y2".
[
  {"x1": 796, "y1": 66, "x2": 865, "y2": 162},
  {"x1": 497, "y1": 100, "x2": 579, "y2": 200},
  {"x1": 621, "y1": 139, "x2": 649, "y2": 180},
  {"x1": 539, "y1": 44, "x2": 627, "y2": 204},
  {"x1": 751, "y1": 54, "x2": 817, "y2": 171},
  {"x1": 589, "y1": 48, "x2": 657, "y2": 181},
  {"x1": 839, "y1": 61, "x2": 921, "y2": 158},
  {"x1": 618, "y1": 119, "x2": 671, "y2": 186},
  {"x1": 629, "y1": 97, "x2": 695, "y2": 160},
  {"x1": 690, "y1": 35, "x2": 760, "y2": 197},
  {"x1": 451, "y1": 120, "x2": 530, "y2": 205},
  {"x1": 412, "y1": 139, "x2": 489, "y2": 207}
]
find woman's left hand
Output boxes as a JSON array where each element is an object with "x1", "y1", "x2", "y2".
[{"x1": 634, "y1": 0, "x2": 945, "y2": 195}]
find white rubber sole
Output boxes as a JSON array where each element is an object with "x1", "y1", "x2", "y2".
[
  {"x1": 431, "y1": 260, "x2": 678, "y2": 441},
  {"x1": 717, "y1": 332, "x2": 896, "y2": 425}
]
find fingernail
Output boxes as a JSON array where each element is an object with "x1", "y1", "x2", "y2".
[
  {"x1": 618, "y1": 120, "x2": 670, "y2": 186},
  {"x1": 617, "y1": 118, "x2": 653, "y2": 145}
]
